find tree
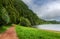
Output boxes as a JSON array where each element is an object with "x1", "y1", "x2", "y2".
[{"x1": 19, "y1": 17, "x2": 31, "y2": 27}]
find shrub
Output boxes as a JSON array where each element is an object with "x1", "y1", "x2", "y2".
[{"x1": 19, "y1": 17, "x2": 31, "y2": 27}]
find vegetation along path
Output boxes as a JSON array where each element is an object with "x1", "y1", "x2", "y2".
[{"x1": 0, "y1": 26, "x2": 18, "y2": 39}]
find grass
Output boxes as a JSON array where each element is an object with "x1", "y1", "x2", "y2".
[
  {"x1": 16, "y1": 25, "x2": 60, "y2": 39},
  {"x1": 0, "y1": 26, "x2": 7, "y2": 33},
  {"x1": 0, "y1": 25, "x2": 60, "y2": 39},
  {"x1": 0, "y1": 26, "x2": 11, "y2": 33}
]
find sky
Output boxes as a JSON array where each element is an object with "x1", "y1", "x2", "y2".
[{"x1": 22, "y1": 0, "x2": 60, "y2": 21}]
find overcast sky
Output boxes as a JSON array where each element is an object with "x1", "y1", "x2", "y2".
[{"x1": 22, "y1": 0, "x2": 60, "y2": 21}]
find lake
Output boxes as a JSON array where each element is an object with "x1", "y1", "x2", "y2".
[{"x1": 35, "y1": 24, "x2": 60, "y2": 31}]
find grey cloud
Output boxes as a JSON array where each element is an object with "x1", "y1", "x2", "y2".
[{"x1": 22, "y1": 0, "x2": 60, "y2": 21}]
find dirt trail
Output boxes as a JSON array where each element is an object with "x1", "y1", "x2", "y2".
[{"x1": 0, "y1": 26, "x2": 18, "y2": 39}]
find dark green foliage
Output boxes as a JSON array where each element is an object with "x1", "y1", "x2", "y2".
[
  {"x1": 19, "y1": 17, "x2": 31, "y2": 27},
  {"x1": 0, "y1": 0, "x2": 60, "y2": 26},
  {"x1": 0, "y1": 0, "x2": 41, "y2": 26}
]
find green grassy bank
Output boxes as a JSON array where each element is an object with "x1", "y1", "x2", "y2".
[
  {"x1": 0, "y1": 25, "x2": 60, "y2": 39},
  {"x1": 0, "y1": 26, "x2": 11, "y2": 33},
  {"x1": 16, "y1": 25, "x2": 60, "y2": 39}
]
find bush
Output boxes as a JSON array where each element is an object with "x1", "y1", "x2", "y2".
[{"x1": 19, "y1": 17, "x2": 31, "y2": 27}]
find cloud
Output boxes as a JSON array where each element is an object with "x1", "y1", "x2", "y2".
[
  {"x1": 22, "y1": 0, "x2": 60, "y2": 21},
  {"x1": 37, "y1": 1, "x2": 60, "y2": 21},
  {"x1": 22, "y1": 0, "x2": 33, "y2": 6}
]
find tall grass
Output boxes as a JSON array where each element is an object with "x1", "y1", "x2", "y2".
[
  {"x1": 16, "y1": 25, "x2": 60, "y2": 39},
  {"x1": 0, "y1": 26, "x2": 10, "y2": 33}
]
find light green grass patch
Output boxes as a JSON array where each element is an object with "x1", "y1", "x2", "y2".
[
  {"x1": 0, "y1": 26, "x2": 10, "y2": 33},
  {"x1": 16, "y1": 25, "x2": 60, "y2": 39}
]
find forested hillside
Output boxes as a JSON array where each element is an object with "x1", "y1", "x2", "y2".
[
  {"x1": 0, "y1": 0, "x2": 41, "y2": 26},
  {"x1": 0, "y1": 0, "x2": 60, "y2": 26}
]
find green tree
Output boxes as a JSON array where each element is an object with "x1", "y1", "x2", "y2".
[{"x1": 19, "y1": 17, "x2": 31, "y2": 27}]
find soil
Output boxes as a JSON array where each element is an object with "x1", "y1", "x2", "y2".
[{"x1": 0, "y1": 26, "x2": 18, "y2": 39}]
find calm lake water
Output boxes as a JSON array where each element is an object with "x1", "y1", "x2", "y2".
[{"x1": 35, "y1": 24, "x2": 60, "y2": 31}]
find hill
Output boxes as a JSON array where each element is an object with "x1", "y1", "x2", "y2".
[
  {"x1": 0, "y1": 0, "x2": 60, "y2": 27},
  {"x1": 0, "y1": 0, "x2": 41, "y2": 26}
]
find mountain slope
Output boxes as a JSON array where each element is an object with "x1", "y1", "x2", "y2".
[
  {"x1": 0, "y1": 0, "x2": 40, "y2": 26},
  {"x1": 0, "y1": 0, "x2": 60, "y2": 26}
]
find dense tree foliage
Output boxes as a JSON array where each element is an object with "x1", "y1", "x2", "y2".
[
  {"x1": 19, "y1": 17, "x2": 31, "y2": 26},
  {"x1": 0, "y1": 0, "x2": 60, "y2": 26},
  {"x1": 0, "y1": 0, "x2": 41, "y2": 26}
]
